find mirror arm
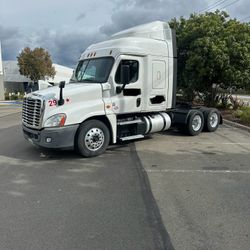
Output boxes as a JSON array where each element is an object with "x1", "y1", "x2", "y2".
[{"x1": 116, "y1": 83, "x2": 126, "y2": 94}]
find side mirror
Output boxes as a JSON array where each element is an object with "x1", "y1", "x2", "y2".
[
  {"x1": 116, "y1": 65, "x2": 130, "y2": 94},
  {"x1": 121, "y1": 65, "x2": 130, "y2": 85},
  {"x1": 58, "y1": 81, "x2": 66, "y2": 106},
  {"x1": 59, "y1": 81, "x2": 65, "y2": 89}
]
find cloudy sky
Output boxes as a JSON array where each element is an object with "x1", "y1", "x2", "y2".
[{"x1": 0, "y1": 0, "x2": 249, "y2": 68}]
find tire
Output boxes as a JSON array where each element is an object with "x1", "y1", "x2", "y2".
[
  {"x1": 76, "y1": 120, "x2": 110, "y2": 157},
  {"x1": 203, "y1": 109, "x2": 220, "y2": 132},
  {"x1": 186, "y1": 110, "x2": 204, "y2": 136}
]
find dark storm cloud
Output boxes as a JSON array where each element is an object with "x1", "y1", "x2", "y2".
[
  {"x1": 0, "y1": 25, "x2": 23, "y2": 61},
  {"x1": 100, "y1": 0, "x2": 206, "y2": 35},
  {"x1": 0, "y1": 25, "x2": 19, "y2": 40},
  {"x1": 52, "y1": 32, "x2": 105, "y2": 67},
  {"x1": 1, "y1": 0, "x2": 249, "y2": 67},
  {"x1": 31, "y1": 29, "x2": 106, "y2": 68},
  {"x1": 100, "y1": 8, "x2": 167, "y2": 35},
  {"x1": 76, "y1": 13, "x2": 86, "y2": 22},
  {"x1": 0, "y1": 25, "x2": 105, "y2": 68},
  {"x1": 100, "y1": 0, "x2": 250, "y2": 36}
]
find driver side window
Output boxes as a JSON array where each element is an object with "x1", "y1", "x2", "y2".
[{"x1": 115, "y1": 60, "x2": 139, "y2": 84}]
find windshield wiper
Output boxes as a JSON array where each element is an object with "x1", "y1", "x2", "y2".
[
  {"x1": 77, "y1": 78, "x2": 99, "y2": 83},
  {"x1": 83, "y1": 78, "x2": 95, "y2": 81}
]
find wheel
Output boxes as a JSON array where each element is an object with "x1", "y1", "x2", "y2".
[
  {"x1": 203, "y1": 109, "x2": 220, "y2": 132},
  {"x1": 186, "y1": 110, "x2": 204, "y2": 136},
  {"x1": 76, "y1": 120, "x2": 110, "y2": 157}
]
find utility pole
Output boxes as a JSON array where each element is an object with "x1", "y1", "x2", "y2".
[{"x1": 0, "y1": 41, "x2": 5, "y2": 100}]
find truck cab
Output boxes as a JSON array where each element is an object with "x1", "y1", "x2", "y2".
[{"x1": 22, "y1": 21, "x2": 221, "y2": 157}]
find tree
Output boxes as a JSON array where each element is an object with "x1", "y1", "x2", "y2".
[
  {"x1": 17, "y1": 47, "x2": 56, "y2": 82},
  {"x1": 169, "y1": 11, "x2": 250, "y2": 106}
]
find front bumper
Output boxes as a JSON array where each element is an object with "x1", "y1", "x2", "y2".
[{"x1": 23, "y1": 124, "x2": 79, "y2": 149}]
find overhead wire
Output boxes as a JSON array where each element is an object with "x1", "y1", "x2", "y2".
[
  {"x1": 197, "y1": 0, "x2": 244, "y2": 24},
  {"x1": 217, "y1": 0, "x2": 240, "y2": 11},
  {"x1": 198, "y1": 0, "x2": 231, "y2": 13}
]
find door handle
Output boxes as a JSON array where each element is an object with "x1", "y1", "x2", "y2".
[{"x1": 136, "y1": 98, "x2": 141, "y2": 107}]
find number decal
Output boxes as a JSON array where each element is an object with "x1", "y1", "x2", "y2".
[{"x1": 48, "y1": 99, "x2": 57, "y2": 106}]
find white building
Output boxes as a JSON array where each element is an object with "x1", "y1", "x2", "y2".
[
  {"x1": 36, "y1": 64, "x2": 75, "y2": 90},
  {"x1": 2, "y1": 61, "x2": 74, "y2": 94},
  {"x1": 0, "y1": 44, "x2": 74, "y2": 100},
  {"x1": 0, "y1": 42, "x2": 4, "y2": 100}
]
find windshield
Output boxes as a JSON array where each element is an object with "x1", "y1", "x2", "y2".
[{"x1": 72, "y1": 57, "x2": 114, "y2": 83}]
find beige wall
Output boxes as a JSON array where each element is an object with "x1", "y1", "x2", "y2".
[{"x1": 0, "y1": 75, "x2": 4, "y2": 100}]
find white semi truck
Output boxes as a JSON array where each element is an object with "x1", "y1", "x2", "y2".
[{"x1": 22, "y1": 21, "x2": 222, "y2": 157}]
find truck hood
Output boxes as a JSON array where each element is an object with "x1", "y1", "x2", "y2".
[
  {"x1": 27, "y1": 83, "x2": 104, "y2": 122},
  {"x1": 30, "y1": 83, "x2": 102, "y2": 100},
  {"x1": 25, "y1": 83, "x2": 105, "y2": 124}
]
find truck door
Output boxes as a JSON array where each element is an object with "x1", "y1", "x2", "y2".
[{"x1": 111, "y1": 56, "x2": 143, "y2": 114}]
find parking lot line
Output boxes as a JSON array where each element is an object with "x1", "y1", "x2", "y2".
[
  {"x1": 146, "y1": 169, "x2": 250, "y2": 174},
  {"x1": 157, "y1": 142, "x2": 250, "y2": 145}
]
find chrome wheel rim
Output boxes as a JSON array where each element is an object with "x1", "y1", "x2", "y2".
[
  {"x1": 85, "y1": 128, "x2": 105, "y2": 151},
  {"x1": 192, "y1": 115, "x2": 202, "y2": 131},
  {"x1": 209, "y1": 112, "x2": 219, "y2": 128}
]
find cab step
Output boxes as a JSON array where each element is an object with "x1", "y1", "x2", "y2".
[
  {"x1": 119, "y1": 134, "x2": 144, "y2": 141},
  {"x1": 117, "y1": 119, "x2": 143, "y2": 125}
]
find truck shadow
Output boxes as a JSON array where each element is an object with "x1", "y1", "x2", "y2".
[
  {"x1": 0, "y1": 124, "x2": 192, "y2": 161},
  {"x1": 0, "y1": 125, "x2": 135, "y2": 161}
]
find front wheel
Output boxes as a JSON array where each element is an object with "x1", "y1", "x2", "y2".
[{"x1": 76, "y1": 120, "x2": 110, "y2": 157}]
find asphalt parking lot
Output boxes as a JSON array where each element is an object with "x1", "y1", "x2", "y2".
[
  {"x1": 0, "y1": 107, "x2": 168, "y2": 250},
  {"x1": 0, "y1": 106, "x2": 250, "y2": 250},
  {"x1": 136, "y1": 126, "x2": 250, "y2": 250}
]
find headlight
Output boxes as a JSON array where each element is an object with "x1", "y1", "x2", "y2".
[{"x1": 44, "y1": 113, "x2": 67, "y2": 127}]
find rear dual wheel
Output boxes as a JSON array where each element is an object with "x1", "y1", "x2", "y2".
[
  {"x1": 185, "y1": 109, "x2": 220, "y2": 136},
  {"x1": 203, "y1": 109, "x2": 220, "y2": 132},
  {"x1": 186, "y1": 110, "x2": 204, "y2": 136}
]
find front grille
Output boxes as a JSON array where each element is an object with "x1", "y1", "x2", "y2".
[{"x1": 22, "y1": 97, "x2": 42, "y2": 128}]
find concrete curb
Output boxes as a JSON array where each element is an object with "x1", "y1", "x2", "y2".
[
  {"x1": 223, "y1": 119, "x2": 250, "y2": 133},
  {"x1": 0, "y1": 104, "x2": 22, "y2": 106},
  {"x1": 0, "y1": 101, "x2": 22, "y2": 106}
]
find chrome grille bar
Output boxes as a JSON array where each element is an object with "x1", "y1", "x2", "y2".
[{"x1": 22, "y1": 97, "x2": 42, "y2": 128}]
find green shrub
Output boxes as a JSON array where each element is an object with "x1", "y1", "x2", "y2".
[
  {"x1": 234, "y1": 107, "x2": 250, "y2": 123},
  {"x1": 4, "y1": 92, "x2": 25, "y2": 101},
  {"x1": 233, "y1": 109, "x2": 243, "y2": 118},
  {"x1": 239, "y1": 107, "x2": 250, "y2": 123}
]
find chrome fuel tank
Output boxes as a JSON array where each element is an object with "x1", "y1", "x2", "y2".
[{"x1": 144, "y1": 112, "x2": 171, "y2": 134}]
